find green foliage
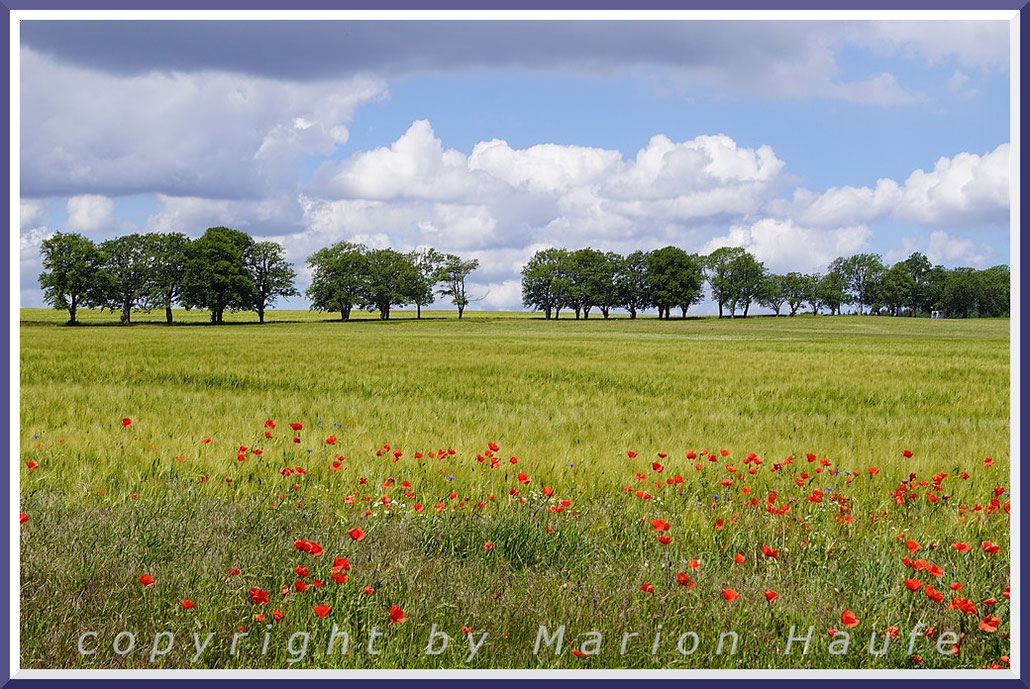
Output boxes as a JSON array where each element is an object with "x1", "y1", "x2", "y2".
[
  {"x1": 521, "y1": 248, "x2": 570, "y2": 319},
  {"x1": 38, "y1": 232, "x2": 108, "y2": 324},
  {"x1": 647, "y1": 246, "x2": 704, "y2": 319},
  {"x1": 180, "y1": 227, "x2": 256, "y2": 323},
  {"x1": 361, "y1": 248, "x2": 423, "y2": 320},
  {"x1": 306, "y1": 242, "x2": 369, "y2": 321},
  {"x1": 435, "y1": 253, "x2": 480, "y2": 319},
  {"x1": 246, "y1": 241, "x2": 299, "y2": 323},
  {"x1": 148, "y1": 233, "x2": 191, "y2": 324}
]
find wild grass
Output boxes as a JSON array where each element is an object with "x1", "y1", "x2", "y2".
[{"x1": 18, "y1": 308, "x2": 1011, "y2": 669}]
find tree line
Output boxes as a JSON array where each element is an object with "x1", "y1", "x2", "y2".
[
  {"x1": 521, "y1": 246, "x2": 1010, "y2": 319},
  {"x1": 37, "y1": 228, "x2": 479, "y2": 324}
]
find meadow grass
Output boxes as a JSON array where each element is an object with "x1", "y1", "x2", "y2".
[{"x1": 18, "y1": 308, "x2": 1011, "y2": 669}]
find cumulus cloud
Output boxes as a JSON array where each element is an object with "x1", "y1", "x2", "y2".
[
  {"x1": 65, "y1": 194, "x2": 115, "y2": 232},
  {"x1": 20, "y1": 199, "x2": 45, "y2": 229},
  {"x1": 781, "y1": 143, "x2": 1009, "y2": 229},
  {"x1": 702, "y1": 218, "x2": 873, "y2": 273},
  {"x1": 20, "y1": 46, "x2": 386, "y2": 199}
]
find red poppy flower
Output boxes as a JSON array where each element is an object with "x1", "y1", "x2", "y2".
[
  {"x1": 722, "y1": 588, "x2": 739, "y2": 602},
  {"x1": 571, "y1": 648, "x2": 587, "y2": 658},
  {"x1": 764, "y1": 590, "x2": 778, "y2": 602},
  {"x1": 651, "y1": 519, "x2": 670, "y2": 532},
  {"x1": 273, "y1": 608, "x2": 284, "y2": 622},
  {"x1": 952, "y1": 542, "x2": 971, "y2": 553},
  {"x1": 483, "y1": 541, "x2": 494, "y2": 550},
  {"x1": 347, "y1": 528, "x2": 365, "y2": 542},
  {"x1": 290, "y1": 422, "x2": 303, "y2": 431},
  {"x1": 331, "y1": 557, "x2": 350, "y2": 573},
  {"x1": 121, "y1": 418, "x2": 132, "y2": 428},
  {"x1": 868, "y1": 467, "x2": 880, "y2": 476},
  {"x1": 390, "y1": 604, "x2": 407, "y2": 623},
  {"x1": 905, "y1": 540, "x2": 920, "y2": 554},
  {"x1": 627, "y1": 451, "x2": 638, "y2": 459},
  {"x1": 25, "y1": 461, "x2": 38, "y2": 470},
  {"x1": 139, "y1": 574, "x2": 155, "y2": 586},
  {"x1": 761, "y1": 545, "x2": 779, "y2": 559},
  {"x1": 841, "y1": 610, "x2": 860, "y2": 627},
  {"x1": 180, "y1": 600, "x2": 195, "y2": 609},
  {"x1": 978, "y1": 615, "x2": 1001, "y2": 633},
  {"x1": 902, "y1": 450, "x2": 913, "y2": 458},
  {"x1": 904, "y1": 579, "x2": 924, "y2": 591},
  {"x1": 733, "y1": 553, "x2": 746, "y2": 564},
  {"x1": 925, "y1": 585, "x2": 944, "y2": 603},
  {"x1": 651, "y1": 462, "x2": 664, "y2": 473},
  {"x1": 249, "y1": 588, "x2": 270, "y2": 604},
  {"x1": 294, "y1": 581, "x2": 308, "y2": 592},
  {"x1": 517, "y1": 473, "x2": 530, "y2": 484},
  {"x1": 488, "y1": 442, "x2": 500, "y2": 452},
  {"x1": 331, "y1": 572, "x2": 348, "y2": 583},
  {"x1": 657, "y1": 534, "x2": 671, "y2": 545},
  {"x1": 313, "y1": 605, "x2": 332, "y2": 618},
  {"x1": 640, "y1": 583, "x2": 654, "y2": 593},
  {"x1": 982, "y1": 541, "x2": 1001, "y2": 555},
  {"x1": 688, "y1": 559, "x2": 700, "y2": 569},
  {"x1": 363, "y1": 586, "x2": 375, "y2": 595},
  {"x1": 19, "y1": 513, "x2": 27, "y2": 524}
]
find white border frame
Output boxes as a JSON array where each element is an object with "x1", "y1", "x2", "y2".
[{"x1": 8, "y1": 8, "x2": 1021, "y2": 680}]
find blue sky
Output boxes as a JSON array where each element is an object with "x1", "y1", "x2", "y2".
[{"x1": 19, "y1": 20, "x2": 1012, "y2": 312}]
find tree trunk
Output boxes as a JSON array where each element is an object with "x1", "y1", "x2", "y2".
[
  {"x1": 166, "y1": 305, "x2": 173, "y2": 324},
  {"x1": 601, "y1": 307, "x2": 609, "y2": 319},
  {"x1": 574, "y1": 307, "x2": 581, "y2": 320},
  {"x1": 69, "y1": 296, "x2": 77, "y2": 325},
  {"x1": 718, "y1": 302, "x2": 724, "y2": 319},
  {"x1": 458, "y1": 305, "x2": 465, "y2": 319},
  {"x1": 743, "y1": 302, "x2": 750, "y2": 318},
  {"x1": 680, "y1": 306, "x2": 687, "y2": 318},
  {"x1": 417, "y1": 303, "x2": 421, "y2": 319},
  {"x1": 258, "y1": 306, "x2": 265, "y2": 324},
  {"x1": 629, "y1": 306, "x2": 636, "y2": 320},
  {"x1": 544, "y1": 306, "x2": 552, "y2": 320}
]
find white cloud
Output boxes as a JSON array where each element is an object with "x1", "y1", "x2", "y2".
[
  {"x1": 784, "y1": 143, "x2": 1009, "y2": 229},
  {"x1": 65, "y1": 194, "x2": 115, "y2": 232},
  {"x1": 859, "y1": 21, "x2": 1009, "y2": 71},
  {"x1": 926, "y1": 230, "x2": 991, "y2": 267},
  {"x1": 20, "y1": 199, "x2": 44, "y2": 229},
  {"x1": 702, "y1": 218, "x2": 872, "y2": 273},
  {"x1": 21, "y1": 47, "x2": 386, "y2": 199}
]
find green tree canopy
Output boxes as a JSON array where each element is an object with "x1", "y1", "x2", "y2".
[
  {"x1": 38, "y1": 232, "x2": 108, "y2": 325},
  {"x1": 181, "y1": 227, "x2": 256, "y2": 324}
]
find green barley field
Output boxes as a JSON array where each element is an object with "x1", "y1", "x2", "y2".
[{"x1": 18, "y1": 308, "x2": 1011, "y2": 669}]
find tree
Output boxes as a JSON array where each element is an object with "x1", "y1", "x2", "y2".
[
  {"x1": 803, "y1": 273, "x2": 823, "y2": 315},
  {"x1": 566, "y1": 247, "x2": 611, "y2": 319},
  {"x1": 941, "y1": 267, "x2": 979, "y2": 318},
  {"x1": 832, "y1": 253, "x2": 886, "y2": 314},
  {"x1": 725, "y1": 250, "x2": 765, "y2": 318},
  {"x1": 758, "y1": 274, "x2": 787, "y2": 316},
  {"x1": 436, "y1": 254, "x2": 480, "y2": 319},
  {"x1": 596, "y1": 252, "x2": 623, "y2": 319},
  {"x1": 306, "y1": 242, "x2": 368, "y2": 321},
  {"x1": 246, "y1": 241, "x2": 298, "y2": 323},
  {"x1": 408, "y1": 247, "x2": 445, "y2": 319},
  {"x1": 818, "y1": 270, "x2": 850, "y2": 316},
  {"x1": 646, "y1": 246, "x2": 704, "y2": 319},
  {"x1": 977, "y1": 265, "x2": 1010, "y2": 317},
  {"x1": 615, "y1": 250, "x2": 650, "y2": 319},
  {"x1": 38, "y1": 232, "x2": 107, "y2": 325},
  {"x1": 879, "y1": 263, "x2": 916, "y2": 316},
  {"x1": 521, "y1": 248, "x2": 569, "y2": 319},
  {"x1": 922, "y1": 264, "x2": 949, "y2": 315},
  {"x1": 181, "y1": 227, "x2": 256, "y2": 324},
  {"x1": 704, "y1": 247, "x2": 747, "y2": 318},
  {"x1": 99, "y1": 233, "x2": 155, "y2": 324},
  {"x1": 149, "y1": 232, "x2": 190, "y2": 324},
  {"x1": 783, "y1": 272, "x2": 807, "y2": 316},
  {"x1": 901, "y1": 252, "x2": 932, "y2": 316},
  {"x1": 360, "y1": 248, "x2": 422, "y2": 320}
]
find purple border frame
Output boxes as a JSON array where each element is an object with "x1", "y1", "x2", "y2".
[{"x1": 1, "y1": 2, "x2": 1025, "y2": 687}]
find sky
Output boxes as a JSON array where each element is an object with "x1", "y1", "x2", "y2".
[{"x1": 18, "y1": 19, "x2": 1012, "y2": 313}]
